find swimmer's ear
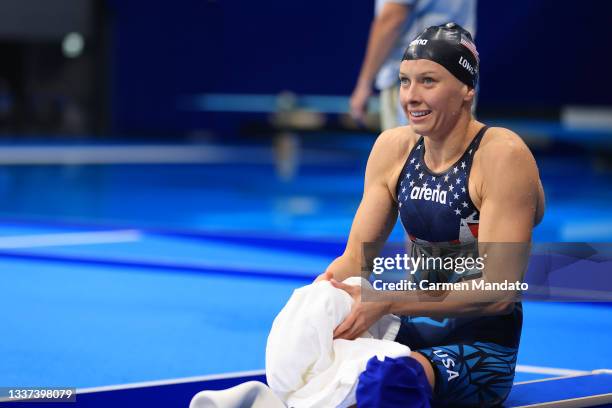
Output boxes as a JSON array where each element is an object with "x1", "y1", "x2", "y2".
[{"x1": 463, "y1": 86, "x2": 476, "y2": 103}]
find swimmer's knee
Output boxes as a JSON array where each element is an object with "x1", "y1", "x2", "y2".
[{"x1": 410, "y1": 351, "x2": 436, "y2": 392}]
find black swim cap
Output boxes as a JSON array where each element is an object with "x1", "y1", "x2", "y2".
[{"x1": 402, "y1": 22, "x2": 479, "y2": 88}]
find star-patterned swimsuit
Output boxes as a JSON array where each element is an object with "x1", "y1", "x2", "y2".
[
  {"x1": 393, "y1": 126, "x2": 523, "y2": 407},
  {"x1": 397, "y1": 127, "x2": 484, "y2": 245}
]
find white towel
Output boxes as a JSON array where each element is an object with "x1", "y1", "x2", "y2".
[
  {"x1": 190, "y1": 381, "x2": 285, "y2": 408},
  {"x1": 266, "y1": 277, "x2": 411, "y2": 408}
]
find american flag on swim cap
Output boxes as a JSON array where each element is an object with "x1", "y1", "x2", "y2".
[{"x1": 460, "y1": 37, "x2": 479, "y2": 63}]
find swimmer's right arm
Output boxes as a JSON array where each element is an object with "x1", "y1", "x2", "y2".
[{"x1": 318, "y1": 130, "x2": 405, "y2": 283}]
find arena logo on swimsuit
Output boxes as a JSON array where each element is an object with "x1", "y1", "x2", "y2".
[{"x1": 410, "y1": 185, "x2": 447, "y2": 205}]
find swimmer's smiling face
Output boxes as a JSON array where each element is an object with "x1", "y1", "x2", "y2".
[{"x1": 399, "y1": 59, "x2": 475, "y2": 136}]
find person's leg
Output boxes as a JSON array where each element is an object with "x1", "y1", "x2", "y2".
[
  {"x1": 416, "y1": 342, "x2": 518, "y2": 407},
  {"x1": 410, "y1": 351, "x2": 436, "y2": 391},
  {"x1": 379, "y1": 85, "x2": 400, "y2": 131},
  {"x1": 394, "y1": 83, "x2": 408, "y2": 127}
]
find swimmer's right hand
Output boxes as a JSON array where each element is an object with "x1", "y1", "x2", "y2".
[{"x1": 313, "y1": 270, "x2": 334, "y2": 283}]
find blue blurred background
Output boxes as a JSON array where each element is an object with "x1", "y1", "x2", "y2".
[
  {"x1": 0, "y1": 0, "x2": 611, "y2": 391},
  {"x1": 0, "y1": 0, "x2": 610, "y2": 242},
  {"x1": 109, "y1": 0, "x2": 612, "y2": 133}
]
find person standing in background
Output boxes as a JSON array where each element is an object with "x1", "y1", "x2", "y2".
[{"x1": 350, "y1": 0, "x2": 477, "y2": 130}]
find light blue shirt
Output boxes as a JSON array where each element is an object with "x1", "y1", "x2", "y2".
[{"x1": 375, "y1": 0, "x2": 477, "y2": 90}]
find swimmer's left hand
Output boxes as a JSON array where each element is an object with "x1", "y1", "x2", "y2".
[{"x1": 331, "y1": 279, "x2": 390, "y2": 340}]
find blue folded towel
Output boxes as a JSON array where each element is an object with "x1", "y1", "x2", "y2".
[{"x1": 357, "y1": 356, "x2": 432, "y2": 408}]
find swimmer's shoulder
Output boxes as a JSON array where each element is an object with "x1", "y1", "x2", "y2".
[
  {"x1": 477, "y1": 126, "x2": 537, "y2": 169},
  {"x1": 371, "y1": 125, "x2": 419, "y2": 166},
  {"x1": 475, "y1": 126, "x2": 542, "y2": 197},
  {"x1": 475, "y1": 125, "x2": 545, "y2": 223},
  {"x1": 367, "y1": 126, "x2": 419, "y2": 194}
]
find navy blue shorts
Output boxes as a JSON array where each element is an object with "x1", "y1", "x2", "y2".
[{"x1": 415, "y1": 342, "x2": 518, "y2": 407}]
